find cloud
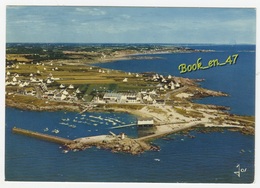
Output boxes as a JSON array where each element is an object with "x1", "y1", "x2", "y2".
[{"x1": 6, "y1": 6, "x2": 256, "y2": 44}]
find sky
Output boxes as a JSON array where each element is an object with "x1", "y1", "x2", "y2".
[{"x1": 6, "y1": 6, "x2": 256, "y2": 44}]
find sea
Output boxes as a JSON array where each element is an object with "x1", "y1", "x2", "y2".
[{"x1": 5, "y1": 44, "x2": 255, "y2": 183}]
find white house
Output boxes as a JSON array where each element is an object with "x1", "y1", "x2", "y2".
[
  {"x1": 46, "y1": 79, "x2": 53, "y2": 84},
  {"x1": 54, "y1": 93, "x2": 67, "y2": 101},
  {"x1": 159, "y1": 87, "x2": 165, "y2": 91},
  {"x1": 137, "y1": 118, "x2": 154, "y2": 127},
  {"x1": 175, "y1": 82, "x2": 180, "y2": 88},
  {"x1": 19, "y1": 83, "x2": 25, "y2": 87},
  {"x1": 143, "y1": 95, "x2": 153, "y2": 102},
  {"x1": 170, "y1": 84, "x2": 175, "y2": 90},
  {"x1": 30, "y1": 77, "x2": 37, "y2": 82},
  {"x1": 68, "y1": 84, "x2": 74, "y2": 89},
  {"x1": 12, "y1": 77, "x2": 17, "y2": 82},
  {"x1": 161, "y1": 78, "x2": 167, "y2": 83},
  {"x1": 50, "y1": 76, "x2": 60, "y2": 81},
  {"x1": 24, "y1": 81, "x2": 29, "y2": 86},
  {"x1": 123, "y1": 78, "x2": 128, "y2": 82},
  {"x1": 76, "y1": 88, "x2": 81, "y2": 94},
  {"x1": 59, "y1": 84, "x2": 66, "y2": 89},
  {"x1": 62, "y1": 90, "x2": 69, "y2": 95},
  {"x1": 149, "y1": 90, "x2": 157, "y2": 95},
  {"x1": 169, "y1": 81, "x2": 175, "y2": 90}
]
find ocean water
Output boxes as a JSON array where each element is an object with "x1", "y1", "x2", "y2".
[
  {"x1": 5, "y1": 107, "x2": 255, "y2": 183},
  {"x1": 5, "y1": 45, "x2": 255, "y2": 183}
]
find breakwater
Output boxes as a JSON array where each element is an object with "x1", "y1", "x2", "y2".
[
  {"x1": 12, "y1": 127, "x2": 74, "y2": 145},
  {"x1": 12, "y1": 127, "x2": 155, "y2": 154}
]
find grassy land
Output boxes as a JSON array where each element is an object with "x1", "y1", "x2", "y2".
[
  {"x1": 174, "y1": 106, "x2": 204, "y2": 118},
  {"x1": 6, "y1": 60, "x2": 159, "y2": 105}
]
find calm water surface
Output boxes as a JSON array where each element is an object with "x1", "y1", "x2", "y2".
[{"x1": 6, "y1": 45, "x2": 255, "y2": 183}]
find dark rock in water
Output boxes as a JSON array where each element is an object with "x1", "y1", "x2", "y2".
[{"x1": 188, "y1": 134, "x2": 195, "y2": 139}]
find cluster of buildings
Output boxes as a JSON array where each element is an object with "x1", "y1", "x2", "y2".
[
  {"x1": 150, "y1": 74, "x2": 181, "y2": 91},
  {"x1": 92, "y1": 92, "x2": 142, "y2": 104},
  {"x1": 92, "y1": 89, "x2": 166, "y2": 105},
  {"x1": 39, "y1": 80, "x2": 81, "y2": 102},
  {"x1": 6, "y1": 60, "x2": 183, "y2": 106},
  {"x1": 91, "y1": 73, "x2": 183, "y2": 105},
  {"x1": 6, "y1": 66, "x2": 82, "y2": 103}
]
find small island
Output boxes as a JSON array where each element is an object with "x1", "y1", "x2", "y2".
[{"x1": 6, "y1": 43, "x2": 255, "y2": 155}]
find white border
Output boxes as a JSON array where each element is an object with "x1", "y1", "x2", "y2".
[
  {"x1": 1, "y1": 0, "x2": 258, "y2": 8},
  {"x1": 1, "y1": 1, "x2": 259, "y2": 188}
]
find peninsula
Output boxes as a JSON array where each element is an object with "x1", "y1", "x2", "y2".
[{"x1": 6, "y1": 43, "x2": 255, "y2": 154}]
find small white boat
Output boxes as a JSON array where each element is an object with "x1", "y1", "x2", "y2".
[
  {"x1": 59, "y1": 122, "x2": 69, "y2": 126},
  {"x1": 43, "y1": 128, "x2": 49, "y2": 132},
  {"x1": 62, "y1": 150, "x2": 69, "y2": 154},
  {"x1": 52, "y1": 129, "x2": 60, "y2": 134},
  {"x1": 68, "y1": 125, "x2": 76, "y2": 128}
]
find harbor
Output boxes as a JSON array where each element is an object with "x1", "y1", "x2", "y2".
[
  {"x1": 6, "y1": 107, "x2": 255, "y2": 182},
  {"x1": 11, "y1": 115, "x2": 246, "y2": 155},
  {"x1": 12, "y1": 126, "x2": 155, "y2": 155}
]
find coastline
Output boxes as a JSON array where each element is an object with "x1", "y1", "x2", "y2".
[
  {"x1": 6, "y1": 88, "x2": 255, "y2": 136},
  {"x1": 5, "y1": 44, "x2": 255, "y2": 155}
]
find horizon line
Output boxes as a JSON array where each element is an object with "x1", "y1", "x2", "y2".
[{"x1": 6, "y1": 42, "x2": 256, "y2": 45}]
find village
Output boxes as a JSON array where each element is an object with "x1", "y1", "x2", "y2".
[
  {"x1": 5, "y1": 60, "x2": 185, "y2": 107},
  {"x1": 5, "y1": 44, "x2": 255, "y2": 146}
]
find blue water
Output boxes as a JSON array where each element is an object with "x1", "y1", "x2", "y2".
[
  {"x1": 5, "y1": 45, "x2": 255, "y2": 183},
  {"x1": 95, "y1": 45, "x2": 255, "y2": 116},
  {"x1": 5, "y1": 107, "x2": 254, "y2": 182}
]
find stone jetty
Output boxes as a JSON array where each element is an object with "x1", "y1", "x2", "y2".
[{"x1": 12, "y1": 127, "x2": 158, "y2": 155}]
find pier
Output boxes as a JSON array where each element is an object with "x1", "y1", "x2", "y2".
[
  {"x1": 12, "y1": 127, "x2": 74, "y2": 145},
  {"x1": 11, "y1": 127, "x2": 154, "y2": 154},
  {"x1": 137, "y1": 121, "x2": 206, "y2": 141}
]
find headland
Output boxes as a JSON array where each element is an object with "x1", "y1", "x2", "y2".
[{"x1": 6, "y1": 43, "x2": 255, "y2": 154}]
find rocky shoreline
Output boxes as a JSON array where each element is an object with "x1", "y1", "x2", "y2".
[{"x1": 65, "y1": 134, "x2": 159, "y2": 155}]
